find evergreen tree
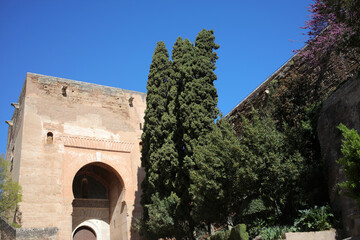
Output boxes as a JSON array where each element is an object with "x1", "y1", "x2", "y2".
[
  {"x1": 190, "y1": 119, "x2": 242, "y2": 230},
  {"x1": 140, "y1": 41, "x2": 175, "y2": 238},
  {"x1": 177, "y1": 30, "x2": 220, "y2": 238},
  {"x1": 140, "y1": 30, "x2": 220, "y2": 239},
  {"x1": 236, "y1": 111, "x2": 304, "y2": 223}
]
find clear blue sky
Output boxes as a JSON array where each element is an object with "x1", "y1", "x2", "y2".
[{"x1": 0, "y1": 0, "x2": 312, "y2": 154}]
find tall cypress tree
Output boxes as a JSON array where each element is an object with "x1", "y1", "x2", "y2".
[
  {"x1": 177, "y1": 30, "x2": 220, "y2": 238},
  {"x1": 140, "y1": 41, "x2": 174, "y2": 238},
  {"x1": 140, "y1": 30, "x2": 220, "y2": 239},
  {"x1": 171, "y1": 38, "x2": 198, "y2": 238}
]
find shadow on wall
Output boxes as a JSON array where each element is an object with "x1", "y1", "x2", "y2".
[
  {"x1": 317, "y1": 73, "x2": 360, "y2": 237},
  {"x1": 131, "y1": 166, "x2": 145, "y2": 240}
]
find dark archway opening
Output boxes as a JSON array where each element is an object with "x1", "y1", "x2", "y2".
[
  {"x1": 73, "y1": 226, "x2": 96, "y2": 240},
  {"x1": 72, "y1": 162, "x2": 126, "y2": 240}
]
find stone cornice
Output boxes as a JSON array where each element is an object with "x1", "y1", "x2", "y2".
[{"x1": 61, "y1": 136, "x2": 133, "y2": 153}]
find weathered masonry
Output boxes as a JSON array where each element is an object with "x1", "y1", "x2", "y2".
[
  {"x1": 5, "y1": 73, "x2": 146, "y2": 240},
  {"x1": 226, "y1": 45, "x2": 360, "y2": 237}
]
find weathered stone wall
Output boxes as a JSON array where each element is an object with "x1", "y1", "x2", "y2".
[
  {"x1": 16, "y1": 227, "x2": 58, "y2": 240},
  {"x1": 318, "y1": 74, "x2": 360, "y2": 237},
  {"x1": 226, "y1": 47, "x2": 360, "y2": 135},
  {"x1": 0, "y1": 217, "x2": 16, "y2": 240},
  {"x1": 0, "y1": 217, "x2": 58, "y2": 240}
]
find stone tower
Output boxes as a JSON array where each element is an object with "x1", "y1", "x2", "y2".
[{"x1": 5, "y1": 73, "x2": 146, "y2": 240}]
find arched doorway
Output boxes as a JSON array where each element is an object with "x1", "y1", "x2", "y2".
[
  {"x1": 73, "y1": 226, "x2": 96, "y2": 240},
  {"x1": 72, "y1": 162, "x2": 127, "y2": 240}
]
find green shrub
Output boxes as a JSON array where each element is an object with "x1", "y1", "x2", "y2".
[
  {"x1": 337, "y1": 123, "x2": 360, "y2": 207},
  {"x1": 260, "y1": 226, "x2": 295, "y2": 240},
  {"x1": 210, "y1": 231, "x2": 224, "y2": 240},
  {"x1": 210, "y1": 231, "x2": 221, "y2": 240},
  {"x1": 224, "y1": 230, "x2": 231, "y2": 239},
  {"x1": 293, "y1": 205, "x2": 336, "y2": 231},
  {"x1": 229, "y1": 224, "x2": 249, "y2": 240},
  {"x1": 247, "y1": 218, "x2": 267, "y2": 238},
  {"x1": 209, "y1": 229, "x2": 231, "y2": 240}
]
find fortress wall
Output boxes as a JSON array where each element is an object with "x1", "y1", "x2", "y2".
[{"x1": 6, "y1": 73, "x2": 146, "y2": 240}]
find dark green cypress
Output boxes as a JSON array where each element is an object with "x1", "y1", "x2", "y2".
[
  {"x1": 179, "y1": 30, "x2": 219, "y2": 160},
  {"x1": 140, "y1": 41, "x2": 173, "y2": 238},
  {"x1": 140, "y1": 30, "x2": 220, "y2": 239},
  {"x1": 177, "y1": 30, "x2": 220, "y2": 238},
  {"x1": 172, "y1": 38, "x2": 197, "y2": 238}
]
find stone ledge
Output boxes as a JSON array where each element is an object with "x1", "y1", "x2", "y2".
[
  {"x1": 62, "y1": 136, "x2": 134, "y2": 152},
  {"x1": 72, "y1": 198, "x2": 109, "y2": 208},
  {"x1": 283, "y1": 229, "x2": 338, "y2": 240}
]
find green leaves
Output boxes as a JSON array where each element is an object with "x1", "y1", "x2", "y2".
[
  {"x1": 337, "y1": 123, "x2": 360, "y2": 206},
  {"x1": 236, "y1": 110, "x2": 305, "y2": 222},
  {"x1": 293, "y1": 205, "x2": 336, "y2": 231},
  {"x1": 0, "y1": 155, "x2": 21, "y2": 219},
  {"x1": 140, "y1": 30, "x2": 220, "y2": 239},
  {"x1": 190, "y1": 119, "x2": 241, "y2": 225},
  {"x1": 144, "y1": 193, "x2": 180, "y2": 238}
]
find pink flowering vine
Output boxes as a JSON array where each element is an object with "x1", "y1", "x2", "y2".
[{"x1": 295, "y1": 0, "x2": 355, "y2": 62}]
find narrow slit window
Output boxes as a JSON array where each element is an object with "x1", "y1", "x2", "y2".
[
  {"x1": 10, "y1": 147, "x2": 14, "y2": 172},
  {"x1": 62, "y1": 86, "x2": 67, "y2": 97},
  {"x1": 47, "y1": 132, "x2": 53, "y2": 144},
  {"x1": 128, "y1": 97, "x2": 134, "y2": 107}
]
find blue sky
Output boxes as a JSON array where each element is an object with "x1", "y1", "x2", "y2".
[{"x1": 0, "y1": 0, "x2": 312, "y2": 154}]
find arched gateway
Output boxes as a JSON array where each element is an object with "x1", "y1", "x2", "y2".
[
  {"x1": 72, "y1": 162, "x2": 125, "y2": 239},
  {"x1": 5, "y1": 73, "x2": 146, "y2": 239}
]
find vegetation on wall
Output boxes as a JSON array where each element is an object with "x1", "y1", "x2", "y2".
[
  {"x1": 0, "y1": 155, "x2": 21, "y2": 225},
  {"x1": 296, "y1": 0, "x2": 360, "y2": 63},
  {"x1": 337, "y1": 124, "x2": 360, "y2": 207}
]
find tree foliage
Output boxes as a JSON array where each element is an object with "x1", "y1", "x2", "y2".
[
  {"x1": 191, "y1": 109, "x2": 308, "y2": 234},
  {"x1": 140, "y1": 41, "x2": 178, "y2": 238},
  {"x1": 236, "y1": 111, "x2": 304, "y2": 221},
  {"x1": 0, "y1": 155, "x2": 21, "y2": 219},
  {"x1": 337, "y1": 123, "x2": 360, "y2": 206},
  {"x1": 140, "y1": 29, "x2": 219, "y2": 239},
  {"x1": 190, "y1": 119, "x2": 242, "y2": 226}
]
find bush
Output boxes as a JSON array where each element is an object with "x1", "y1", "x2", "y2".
[
  {"x1": 293, "y1": 205, "x2": 336, "y2": 231},
  {"x1": 337, "y1": 123, "x2": 360, "y2": 207},
  {"x1": 229, "y1": 224, "x2": 249, "y2": 240},
  {"x1": 209, "y1": 230, "x2": 228, "y2": 240},
  {"x1": 210, "y1": 224, "x2": 248, "y2": 240},
  {"x1": 247, "y1": 218, "x2": 267, "y2": 238},
  {"x1": 260, "y1": 226, "x2": 295, "y2": 240}
]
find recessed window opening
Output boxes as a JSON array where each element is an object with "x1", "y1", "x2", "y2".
[
  {"x1": 10, "y1": 147, "x2": 14, "y2": 172},
  {"x1": 81, "y1": 177, "x2": 89, "y2": 198},
  {"x1": 62, "y1": 86, "x2": 67, "y2": 97},
  {"x1": 139, "y1": 123, "x2": 143, "y2": 130},
  {"x1": 47, "y1": 132, "x2": 53, "y2": 144},
  {"x1": 128, "y1": 97, "x2": 134, "y2": 107}
]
